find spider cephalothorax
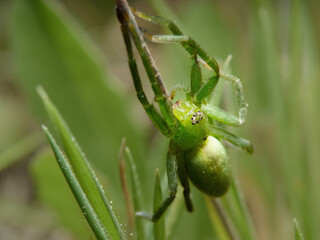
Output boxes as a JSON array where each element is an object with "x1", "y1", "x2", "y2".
[
  {"x1": 172, "y1": 100, "x2": 209, "y2": 151},
  {"x1": 116, "y1": 0, "x2": 253, "y2": 222}
]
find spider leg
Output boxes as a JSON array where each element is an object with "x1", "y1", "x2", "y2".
[
  {"x1": 220, "y1": 70, "x2": 248, "y2": 124},
  {"x1": 136, "y1": 142, "x2": 178, "y2": 222},
  {"x1": 202, "y1": 104, "x2": 246, "y2": 127},
  {"x1": 135, "y1": 10, "x2": 248, "y2": 123},
  {"x1": 190, "y1": 55, "x2": 202, "y2": 96},
  {"x1": 118, "y1": 19, "x2": 170, "y2": 136},
  {"x1": 176, "y1": 152, "x2": 193, "y2": 212},
  {"x1": 116, "y1": 2, "x2": 177, "y2": 131},
  {"x1": 133, "y1": 8, "x2": 220, "y2": 75},
  {"x1": 169, "y1": 84, "x2": 188, "y2": 100},
  {"x1": 141, "y1": 28, "x2": 220, "y2": 104},
  {"x1": 210, "y1": 126, "x2": 254, "y2": 153}
]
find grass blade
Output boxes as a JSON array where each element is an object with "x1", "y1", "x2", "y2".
[
  {"x1": 125, "y1": 146, "x2": 146, "y2": 240},
  {"x1": 119, "y1": 139, "x2": 134, "y2": 236},
  {"x1": 293, "y1": 218, "x2": 304, "y2": 240},
  {"x1": 205, "y1": 197, "x2": 230, "y2": 240},
  {"x1": 30, "y1": 149, "x2": 92, "y2": 239},
  {"x1": 38, "y1": 86, "x2": 124, "y2": 240},
  {"x1": 153, "y1": 169, "x2": 165, "y2": 240},
  {"x1": 222, "y1": 177, "x2": 255, "y2": 240},
  {"x1": 42, "y1": 126, "x2": 109, "y2": 240}
]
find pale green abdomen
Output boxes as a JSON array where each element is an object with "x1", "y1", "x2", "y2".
[
  {"x1": 172, "y1": 100, "x2": 209, "y2": 150},
  {"x1": 185, "y1": 136, "x2": 231, "y2": 196}
]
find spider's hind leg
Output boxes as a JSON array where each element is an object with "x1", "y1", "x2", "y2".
[
  {"x1": 136, "y1": 142, "x2": 179, "y2": 222},
  {"x1": 177, "y1": 152, "x2": 193, "y2": 212}
]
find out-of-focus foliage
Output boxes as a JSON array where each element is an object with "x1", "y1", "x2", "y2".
[{"x1": 0, "y1": 0, "x2": 319, "y2": 239}]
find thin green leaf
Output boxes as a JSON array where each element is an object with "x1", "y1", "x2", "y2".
[
  {"x1": 42, "y1": 125, "x2": 109, "y2": 240},
  {"x1": 153, "y1": 169, "x2": 165, "y2": 240},
  {"x1": 222, "y1": 177, "x2": 255, "y2": 240},
  {"x1": 293, "y1": 218, "x2": 304, "y2": 240},
  {"x1": 125, "y1": 146, "x2": 146, "y2": 240},
  {"x1": 38, "y1": 87, "x2": 123, "y2": 240},
  {"x1": 205, "y1": 197, "x2": 230, "y2": 240}
]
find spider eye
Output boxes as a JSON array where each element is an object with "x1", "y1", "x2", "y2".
[{"x1": 191, "y1": 111, "x2": 204, "y2": 125}]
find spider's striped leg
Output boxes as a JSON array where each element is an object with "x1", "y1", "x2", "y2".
[
  {"x1": 210, "y1": 126, "x2": 254, "y2": 153},
  {"x1": 142, "y1": 29, "x2": 247, "y2": 126},
  {"x1": 118, "y1": 16, "x2": 170, "y2": 136},
  {"x1": 140, "y1": 28, "x2": 220, "y2": 104},
  {"x1": 136, "y1": 142, "x2": 179, "y2": 222},
  {"x1": 116, "y1": 4, "x2": 177, "y2": 131},
  {"x1": 134, "y1": 10, "x2": 248, "y2": 123},
  {"x1": 132, "y1": 8, "x2": 220, "y2": 75}
]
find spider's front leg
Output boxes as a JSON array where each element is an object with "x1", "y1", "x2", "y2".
[
  {"x1": 116, "y1": 3, "x2": 177, "y2": 131},
  {"x1": 117, "y1": 13, "x2": 170, "y2": 136},
  {"x1": 133, "y1": 8, "x2": 220, "y2": 74},
  {"x1": 134, "y1": 9, "x2": 248, "y2": 126}
]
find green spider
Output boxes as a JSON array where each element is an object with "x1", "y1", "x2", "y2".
[{"x1": 116, "y1": 0, "x2": 253, "y2": 222}]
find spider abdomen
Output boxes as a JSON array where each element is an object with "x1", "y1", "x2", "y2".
[
  {"x1": 185, "y1": 136, "x2": 231, "y2": 196},
  {"x1": 172, "y1": 100, "x2": 209, "y2": 150}
]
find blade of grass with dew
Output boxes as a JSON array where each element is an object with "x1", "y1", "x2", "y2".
[
  {"x1": 42, "y1": 126, "x2": 110, "y2": 240},
  {"x1": 118, "y1": 139, "x2": 134, "y2": 237},
  {"x1": 293, "y1": 218, "x2": 304, "y2": 240},
  {"x1": 125, "y1": 146, "x2": 146, "y2": 240},
  {"x1": 31, "y1": 148, "x2": 93, "y2": 239},
  {"x1": 153, "y1": 169, "x2": 165, "y2": 240},
  {"x1": 38, "y1": 87, "x2": 124, "y2": 240}
]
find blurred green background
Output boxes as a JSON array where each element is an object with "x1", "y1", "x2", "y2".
[{"x1": 0, "y1": 0, "x2": 319, "y2": 239}]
